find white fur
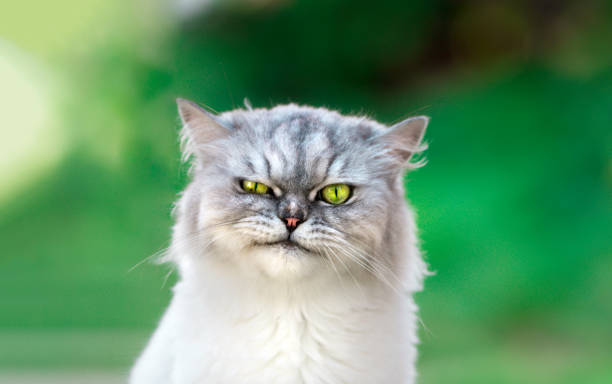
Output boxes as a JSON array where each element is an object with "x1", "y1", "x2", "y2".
[{"x1": 130, "y1": 257, "x2": 421, "y2": 384}]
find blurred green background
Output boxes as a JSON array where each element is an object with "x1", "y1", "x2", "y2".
[{"x1": 1, "y1": 0, "x2": 611, "y2": 383}]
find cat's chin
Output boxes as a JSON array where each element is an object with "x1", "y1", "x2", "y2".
[{"x1": 243, "y1": 241, "x2": 324, "y2": 280}]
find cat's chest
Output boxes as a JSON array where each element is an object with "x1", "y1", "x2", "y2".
[{"x1": 171, "y1": 293, "x2": 405, "y2": 384}]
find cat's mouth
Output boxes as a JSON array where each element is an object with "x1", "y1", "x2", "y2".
[{"x1": 255, "y1": 239, "x2": 311, "y2": 253}]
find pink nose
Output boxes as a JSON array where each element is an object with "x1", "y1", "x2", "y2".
[{"x1": 285, "y1": 217, "x2": 300, "y2": 229}]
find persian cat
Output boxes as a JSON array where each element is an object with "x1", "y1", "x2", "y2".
[{"x1": 130, "y1": 99, "x2": 429, "y2": 384}]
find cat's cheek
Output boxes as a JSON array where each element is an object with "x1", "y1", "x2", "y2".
[{"x1": 204, "y1": 227, "x2": 250, "y2": 261}]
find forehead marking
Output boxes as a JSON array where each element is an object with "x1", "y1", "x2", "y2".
[
  {"x1": 304, "y1": 131, "x2": 333, "y2": 185},
  {"x1": 240, "y1": 110, "x2": 378, "y2": 190},
  {"x1": 263, "y1": 154, "x2": 271, "y2": 177},
  {"x1": 293, "y1": 118, "x2": 311, "y2": 185}
]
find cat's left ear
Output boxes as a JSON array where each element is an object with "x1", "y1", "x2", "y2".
[{"x1": 377, "y1": 116, "x2": 429, "y2": 167}]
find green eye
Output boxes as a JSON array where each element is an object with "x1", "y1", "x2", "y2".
[
  {"x1": 241, "y1": 180, "x2": 270, "y2": 195},
  {"x1": 320, "y1": 184, "x2": 351, "y2": 205}
]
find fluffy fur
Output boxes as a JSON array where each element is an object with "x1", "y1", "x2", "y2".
[{"x1": 130, "y1": 100, "x2": 429, "y2": 384}]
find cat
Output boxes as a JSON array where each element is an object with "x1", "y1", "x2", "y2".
[{"x1": 129, "y1": 99, "x2": 429, "y2": 384}]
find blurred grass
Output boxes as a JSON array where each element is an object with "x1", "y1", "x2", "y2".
[
  {"x1": 0, "y1": 0, "x2": 611, "y2": 382},
  {"x1": 0, "y1": 330, "x2": 145, "y2": 371}
]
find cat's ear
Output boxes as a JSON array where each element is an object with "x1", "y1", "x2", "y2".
[
  {"x1": 177, "y1": 98, "x2": 231, "y2": 162},
  {"x1": 177, "y1": 98, "x2": 230, "y2": 146},
  {"x1": 377, "y1": 116, "x2": 429, "y2": 168}
]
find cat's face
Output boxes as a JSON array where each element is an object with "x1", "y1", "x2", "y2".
[{"x1": 176, "y1": 100, "x2": 427, "y2": 280}]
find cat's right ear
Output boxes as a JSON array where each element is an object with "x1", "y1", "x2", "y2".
[{"x1": 177, "y1": 98, "x2": 230, "y2": 146}]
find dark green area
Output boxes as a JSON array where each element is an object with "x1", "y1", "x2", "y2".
[{"x1": 1, "y1": 0, "x2": 610, "y2": 381}]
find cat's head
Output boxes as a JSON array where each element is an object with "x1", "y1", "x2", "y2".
[{"x1": 173, "y1": 99, "x2": 427, "y2": 281}]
